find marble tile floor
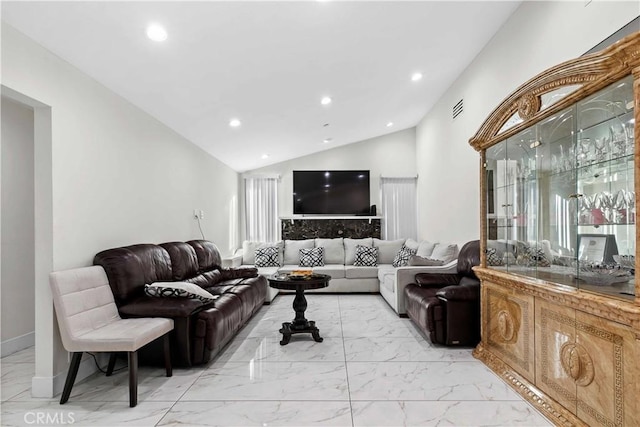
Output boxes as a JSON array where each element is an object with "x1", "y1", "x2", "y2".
[{"x1": 1, "y1": 294, "x2": 552, "y2": 426}]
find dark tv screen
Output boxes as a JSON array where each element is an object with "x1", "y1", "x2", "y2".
[{"x1": 293, "y1": 170, "x2": 370, "y2": 215}]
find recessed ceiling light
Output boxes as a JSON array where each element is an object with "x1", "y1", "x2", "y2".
[
  {"x1": 411, "y1": 72, "x2": 423, "y2": 82},
  {"x1": 323, "y1": 138, "x2": 332, "y2": 143},
  {"x1": 146, "y1": 24, "x2": 168, "y2": 42},
  {"x1": 261, "y1": 154, "x2": 269, "y2": 159},
  {"x1": 386, "y1": 122, "x2": 394, "y2": 127},
  {"x1": 229, "y1": 118, "x2": 241, "y2": 128},
  {"x1": 321, "y1": 96, "x2": 332, "y2": 105}
]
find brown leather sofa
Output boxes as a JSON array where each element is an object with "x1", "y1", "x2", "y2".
[
  {"x1": 94, "y1": 240, "x2": 267, "y2": 367},
  {"x1": 404, "y1": 240, "x2": 480, "y2": 346}
]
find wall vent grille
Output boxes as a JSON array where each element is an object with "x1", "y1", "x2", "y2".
[{"x1": 453, "y1": 99, "x2": 464, "y2": 119}]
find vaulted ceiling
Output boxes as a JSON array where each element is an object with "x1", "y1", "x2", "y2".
[{"x1": 2, "y1": 1, "x2": 521, "y2": 171}]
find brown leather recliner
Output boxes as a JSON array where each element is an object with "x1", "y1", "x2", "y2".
[
  {"x1": 404, "y1": 240, "x2": 480, "y2": 346},
  {"x1": 94, "y1": 240, "x2": 267, "y2": 367}
]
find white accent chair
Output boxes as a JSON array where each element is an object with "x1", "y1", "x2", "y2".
[{"x1": 49, "y1": 266, "x2": 174, "y2": 407}]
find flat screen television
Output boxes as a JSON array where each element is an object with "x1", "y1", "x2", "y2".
[{"x1": 293, "y1": 170, "x2": 370, "y2": 215}]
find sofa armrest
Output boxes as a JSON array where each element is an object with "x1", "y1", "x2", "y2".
[
  {"x1": 119, "y1": 297, "x2": 204, "y2": 318},
  {"x1": 415, "y1": 273, "x2": 460, "y2": 288},
  {"x1": 222, "y1": 253, "x2": 243, "y2": 268},
  {"x1": 436, "y1": 282, "x2": 479, "y2": 301}
]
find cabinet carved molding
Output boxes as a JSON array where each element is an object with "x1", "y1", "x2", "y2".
[
  {"x1": 470, "y1": 34, "x2": 640, "y2": 151},
  {"x1": 473, "y1": 343, "x2": 586, "y2": 427}
]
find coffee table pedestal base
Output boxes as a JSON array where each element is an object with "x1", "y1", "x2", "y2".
[{"x1": 279, "y1": 320, "x2": 323, "y2": 345}]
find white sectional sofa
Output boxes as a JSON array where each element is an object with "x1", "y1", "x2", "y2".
[{"x1": 224, "y1": 237, "x2": 459, "y2": 315}]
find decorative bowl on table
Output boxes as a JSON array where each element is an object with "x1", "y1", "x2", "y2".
[
  {"x1": 288, "y1": 270, "x2": 314, "y2": 280},
  {"x1": 574, "y1": 264, "x2": 632, "y2": 286},
  {"x1": 613, "y1": 255, "x2": 635, "y2": 270}
]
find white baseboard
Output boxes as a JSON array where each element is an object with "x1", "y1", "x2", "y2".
[
  {"x1": 31, "y1": 354, "x2": 104, "y2": 398},
  {"x1": 1, "y1": 331, "x2": 35, "y2": 357}
]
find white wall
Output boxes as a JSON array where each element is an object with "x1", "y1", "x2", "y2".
[
  {"x1": 242, "y1": 128, "x2": 416, "y2": 241},
  {"x1": 1, "y1": 23, "x2": 239, "y2": 395},
  {"x1": 416, "y1": 1, "x2": 639, "y2": 245},
  {"x1": 1, "y1": 97, "x2": 36, "y2": 350}
]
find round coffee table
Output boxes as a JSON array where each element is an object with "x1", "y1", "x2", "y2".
[{"x1": 268, "y1": 273, "x2": 330, "y2": 345}]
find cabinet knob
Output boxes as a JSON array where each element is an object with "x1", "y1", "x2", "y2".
[{"x1": 568, "y1": 194, "x2": 584, "y2": 199}]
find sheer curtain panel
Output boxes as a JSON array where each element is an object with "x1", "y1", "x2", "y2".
[
  {"x1": 380, "y1": 177, "x2": 417, "y2": 240},
  {"x1": 244, "y1": 175, "x2": 279, "y2": 242}
]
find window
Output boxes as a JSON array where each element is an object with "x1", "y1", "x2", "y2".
[
  {"x1": 380, "y1": 177, "x2": 417, "y2": 240},
  {"x1": 244, "y1": 175, "x2": 279, "y2": 242}
]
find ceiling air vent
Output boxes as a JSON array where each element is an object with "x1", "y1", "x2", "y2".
[{"x1": 453, "y1": 99, "x2": 464, "y2": 120}]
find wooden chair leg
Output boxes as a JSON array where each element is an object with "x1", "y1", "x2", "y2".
[
  {"x1": 163, "y1": 334, "x2": 172, "y2": 377},
  {"x1": 60, "y1": 352, "x2": 83, "y2": 404},
  {"x1": 128, "y1": 351, "x2": 138, "y2": 407},
  {"x1": 106, "y1": 353, "x2": 117, "y2": 376}
]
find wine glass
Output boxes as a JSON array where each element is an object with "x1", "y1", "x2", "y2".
[{"x1": 594, "y1": 137, "x2": 607, "y2": 162}]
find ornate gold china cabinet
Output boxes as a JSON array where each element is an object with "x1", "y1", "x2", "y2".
[{"x1": 469, "y1": 32, "x2": 640, "y2": 426}]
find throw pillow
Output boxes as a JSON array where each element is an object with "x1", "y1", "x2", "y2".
[
  {"x1": 431, "y1": 243, "x2": 459, "y2": 263},
  {"x1": 344, "y1": 238, "x2": 373, "y2": 265},
  {"x1": 299, "y1": 247, "x2": 325, "y2": 267},
  {"x1": 354, "y1": 245, "x2": 378, "y2": 266},
  {"x1": 392, "y1": 244, "x2": 417, "y2": 267},
  {"x1": 485, "y1": 247, "x2": 504, "y2": 266},
  {"x1": 416, "y1": 241, "x2": 437, "y2": 258},
  {"x1": 255, "y1": 246, "x2": 280, "y2": 267},
  {"x1": 407, "y1": 255, "x2": 445, "y2": 266},
  {"x1": 523, "y1": 245, "x2": 551, "y2": 267},
  {"x1": 145, "y1": 282, "x2": 217, "y2": 303},
  {"x1": 283, "y1": 239, "x2": 315, "y2": 265}
]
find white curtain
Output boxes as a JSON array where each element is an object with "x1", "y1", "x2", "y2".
[
  {"x1": 380, "y1": 177, "x2": 418, "y2": 240},
  {"x1": 244, "y1": 175, "x2": 279, "y2": 242}
]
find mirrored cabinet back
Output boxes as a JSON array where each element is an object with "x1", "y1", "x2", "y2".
[{"x1": 469, "y1": 31, "x2": 640, "y2": 426}]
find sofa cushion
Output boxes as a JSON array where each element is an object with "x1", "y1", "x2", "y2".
[
  {"x1": 344, "y1": 238, "x2": 373, "y2": 265},
  {"x1": 345, "y1": 266, "x2": 378, "y2": 279},
  {"x1": 377, "y1": 265, "x2": 396, "y2": 293},
  {"x1": 255, "y1": 246, "x2": 280, "y2": 267},
  {"x1": 393, "y1": 244, "x2": 416, "y2": 267},
  {"x1": 145, "y1": 282, "x2": 217, "y2": 303},
  {"x1": 431, "y1": 243, "x2": 459, "y2": 263},
  {"x1": 373, "y1": 239, "x2": 405, "y2": 264},
  {"x1": 315, "y1": 238, "x2": 344, "y2": 264},
  {"x1": 160, "y1": 242, "x2": 200, "y2": 281},
  {"x1": 354, "y1": 245, "x2": 378, "y2": 266},
  {"x1": 283, "y1": 239, "x2": 315, "y2": 265},
  {"x1": 299, "y1": 247, "x2": 325, "y2": 267},
  {"x1": 187, "y1": 240, "x2": 223, "y2": 272},
  {"x1": 416, "y1": 241, "x2": 436, "y2": 258},
  {"x1": 242, "y1": 241, "x2": 283, "y2": 265},
  {"x1": 310, "y1": 264, "x2": 345, "y2": 279}
]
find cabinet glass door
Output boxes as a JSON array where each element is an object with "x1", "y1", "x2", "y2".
[{"x1": 485, "y1": 75, "x2": 635, "y2": 300}]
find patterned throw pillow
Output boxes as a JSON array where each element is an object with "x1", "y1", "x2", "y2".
[
  {"x1": 299, "y1": 247, "x2": 325, "y2": 267},
  {"x1": 523, "y1": 245, "x2": 551, "y2": 267},
  {"x1": 354, "y1": 245, "x2": 378, "y2": 266},
  {"x1": 255, "y1": 246, "x2": 280, "y2": 267},
  {"x1": 392, "y1": 244, "x2": 417, "y2": 267},
  {"x1": 485, "y1": 247, "x2": 504, "y2": 266},
  {"x1": 145, "y1": 282, "x2": 217, "y2": 303}
]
